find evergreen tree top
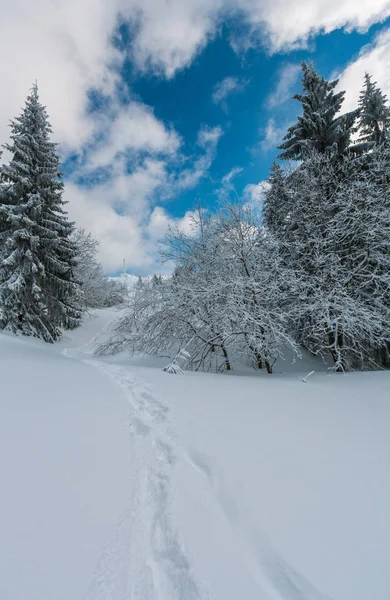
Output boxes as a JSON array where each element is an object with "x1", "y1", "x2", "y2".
[
  {"x1": 278, "y1": 62, "x2": 358, "y2": 161},
  {"x1": 2, "y1": 84, "x2": 64, "y2": 208},
  {"x1": 6, "y1": 84, "x2": 53, "y2": 144},
  {"x1": 2, "y1": 84, "x2": 61, "y2": 190},
  {"x1": 357, "y1": 72, "x2": 390, "y2": 147}
]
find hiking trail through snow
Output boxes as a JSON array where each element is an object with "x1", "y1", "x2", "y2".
[
  {"x1": 62, "y1": 314, "x2": 334, "y2": 600},
  {"x1": 84, "y1": 360, "x2": 206, "y2": 600}
]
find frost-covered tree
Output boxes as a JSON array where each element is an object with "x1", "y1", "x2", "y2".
[
  {"x1": 212, "y1": 203, "x2": 299, "y2": 372},
  {"x1": 151, "y1": 274, "x2": 163, "y2": 287},
  {"x1": 72, "y1": 228, "x2": 127, "y2": 308},
  {"x1": 135, "y1": 276, "x2": 144, "y2": 289},
  {"x1": 0, "y1": 84, "x2": 81, "y2": 342},
  {"x1": 112, "y1": 207, "x2": 236, "y2": 371},
  {"x1": 262, "y1": 162, "x2": 291, "y2": 235},
  {"x1": 357, "y1": 73, "x2": 390, "y2": 149},
  {"x1": 347, "y1": 144, "x2": 390, "y2": 366},
  {"x1": 267, "y1": 63, "x2": 390, "y2": 369},
  {"x1": 265, "y1": 150, "x2": 390, "y2": 370},
  {"x1": 98, "y1": 203, "x2": 298, "y2": 373},
  {"x1": 278, "y1": 62, "x2": 358, "y2": 161}
]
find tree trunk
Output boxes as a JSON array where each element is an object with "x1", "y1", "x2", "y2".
[
  {"x1": 328, "y1": 330, "x2": 344, "y2": 372},
  {"x1": 221, "y1": 344, "x2": 231, "y2": 371}
]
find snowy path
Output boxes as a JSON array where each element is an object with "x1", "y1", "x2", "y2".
[
  {"x1": 82, "y1": 361, "x2": 206, "y2": 600},
  {"x1": 63, "y1": 313, "x2": 333, "y2": 600},
  {"x1": 78, "y1": 355, "x2": 331, "y2": 600}
]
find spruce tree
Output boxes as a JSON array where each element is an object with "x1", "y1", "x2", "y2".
[
  {"x1": 357, "y1": 73, "x2": 390, "y2": 149},
  {"x1": 266, "y1": 64, "x2": 390, "y2": 369},
  {"x1": 278, "y1": 62, "x2": 358, "y2": 161},
  {"x1": 263, "y1": 162, "x2": 290, "y2": 235},
  {"x1": 267, "y1": 150, "x2": 390, "y2": 370},
  {"x1": 0, "y1": 84, "x2": 81, "y2": 342}
]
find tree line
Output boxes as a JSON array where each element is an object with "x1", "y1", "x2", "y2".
[
  {"x1": 0, "y1": 85, "x2": 126, "y2": 342},
  {"x1": 100, "y1": 64, "x2": 390, "y2": 372}
]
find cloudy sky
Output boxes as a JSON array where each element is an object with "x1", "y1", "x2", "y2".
[{"x1": 1, "y1": 0, "x2": 390, "y2": 274}]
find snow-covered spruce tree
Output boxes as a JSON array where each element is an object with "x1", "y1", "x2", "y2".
[
  {"x1": 265, "y1": 149, "x2": 390, "y2": 370},
  {"x1": 0, "y1": 84, "x2": 81, "y2": 342},
  {"x1": 262, "y1": 162, "x2": 291, "y2": 235},
  {"x1": 329, "y1": 149, "x2": 390, "y2": 368},
  {"x1": 278, "y1": 62, "x2": 358, "y2": 161},
  {"x1": 346, "y1": 144, "x2": 390, "y2": 367},
  {"x1": 351, "y1": 76, "x2": 390, "y2": 365},
  {"x1": 357, "y1": 73, "x2": 390, "y2": 149},
  {"x1": 267, "y1": 63, "x2": 385, "y2": 370}
]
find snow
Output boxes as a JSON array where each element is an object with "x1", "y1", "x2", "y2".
[
  {"x1": 0, "y1": 308, "x2": 389, "y2": 600},
  {"x1": 0, "y1": 317, "x2": 133, "y2": 600}
]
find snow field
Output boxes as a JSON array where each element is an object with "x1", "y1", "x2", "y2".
[{"x1": 0, "y1": 309, "x2": 389, "y2": 600}]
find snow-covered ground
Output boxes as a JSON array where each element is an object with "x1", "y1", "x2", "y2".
[{"x1": 0, "y1": 308, "x2": 389, "y2": 600}]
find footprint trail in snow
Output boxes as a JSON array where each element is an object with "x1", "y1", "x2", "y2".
[
  {"x1": 84, "y1": 360, "x2": 206, "y2": 600},
  {"x1": 64, "y1": 329, "x2": 331, "y2": 600}
]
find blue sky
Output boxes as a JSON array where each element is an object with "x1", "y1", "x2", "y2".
[
  {"x1": 127, "y1": 21, "x2": 388, "y2": 219},
  {"x1": 2, "y1": 1, "x2": 390, "y2": 274}
]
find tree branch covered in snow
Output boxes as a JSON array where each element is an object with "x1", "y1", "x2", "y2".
[
  {"x1": 98, "y1": 203, "x2": 299, "y2": 372},
  {"x1": 72, "y1": 228, "x2": 127, "y2": 309}
]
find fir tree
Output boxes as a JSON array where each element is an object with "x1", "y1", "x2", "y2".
[
  {"x1": 265, "y1": 149, "x2": 390, "y2": 370},
  {"x1": 0, "y1": 84, "x2": 81, "y2": 342},
  {"x1": 357, "y1": 73, "x2": 390, "y2": 149},
  {"x1": 263, "y1": 162, "x2": 290, "y2": 235},
  {"x1": 278, "y1": 62, "x2": 358, "y2": 161}
]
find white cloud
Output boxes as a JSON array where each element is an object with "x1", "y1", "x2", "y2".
[
  {"x1": 147, "y1": 206, "x2": 195, "y2": 241},
  {"x1": 0, "y1": 0, "x2": 122, "y2": 154},
  {"x1": 222, "y1": 166, "x2": 243, "y2": 185},
  {"x1": 177, "y1": 125, "x2": 224, "y2": 189},
  {"x1": 337, "y1": 26, "x2": 390, "y2": 113},
  {"x1": 125, "y1": 0, "x2": 390, "y2": 75},
  {"x1": 64, "y1": 177, "x2": 165, "y2": 274},
  {"x1": 65, "y1": 123, "x2": 222, "y2": 273},
  {"x1": 127, "y1": 0, "x2": 222, "y2": 78},
  {"x1": 216, "y1": 166, "x2": 243, "y2": 198},
  {"x1": 260, "y1": 118, "x2": 286, "y2": 151},
  {"x1": 212, "y1": 76, "x2": 249, "y2": 109},
  {"x1": 86, "y1": 101, "x2": 181, "y2": 170},
  {"x1": 1, "y1": 1, "x2": 390, "y2": 150},
  {"x1": 197, "y1": 125, "x2": 224, "y2": 148},
  {"x1": 236, "y1": 0, "x2": 390, "y2": 55},
  {"x1": 2, "y1": 0, "x2": 390, "y2": 275},
  {"x1": 65, "y1": 182, "x2": 147, "y2": 272},
  {"x1": 267, "y1": 63, "x2": 301, "y2": 108},
  {"x1": 243, "y1": 180, "x2": 270, "y2": 208},
  {"x1": 65, "y1": 173, "x2": 197, "y2": 274}
]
